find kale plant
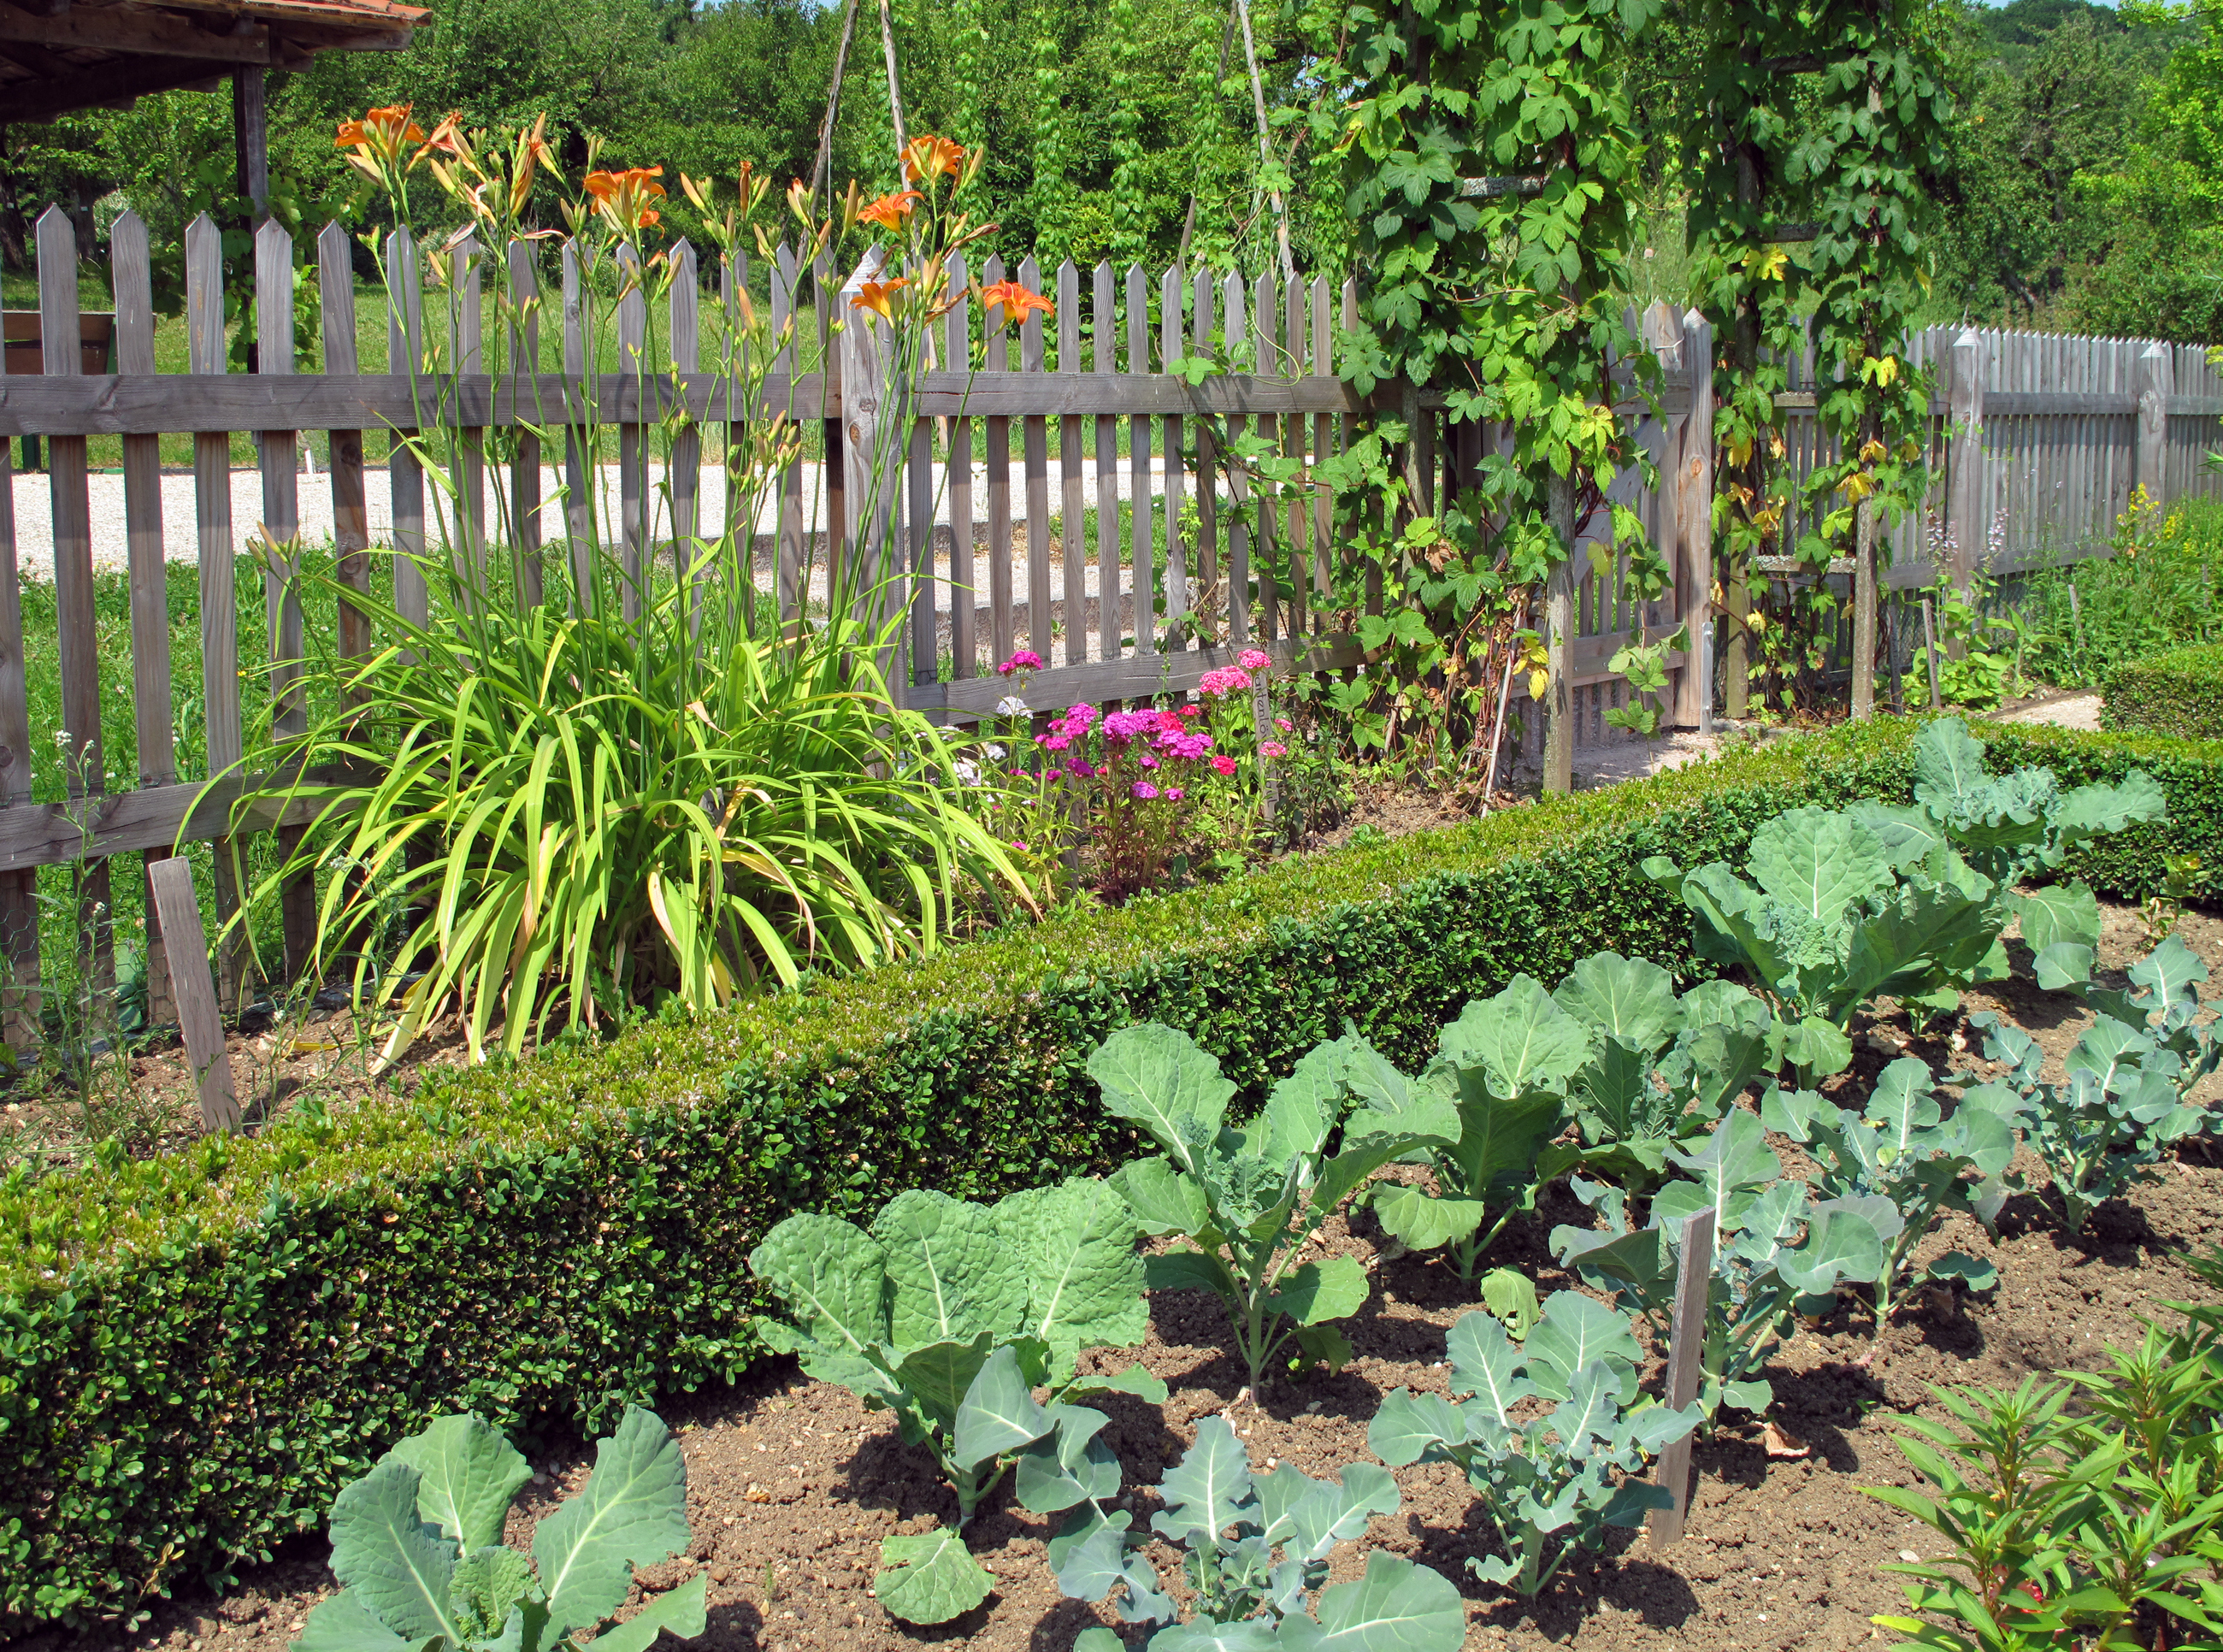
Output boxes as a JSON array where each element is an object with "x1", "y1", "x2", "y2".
[
  {"x1": 1054, "y1": 1415, "x2": 1465, "y2": 1652},
  {"x1": 1369, "y1": 1292, "x2": 1702, "y2": 1596},
  {"x1": 1554, "y1": 1110, "x2": 1894, "y2": 1420},
  {"x1": 748, "y1": 1178, "x2": 1161, "y2": 1621},
  {"x1": 1767, "y1": 1057, "x2": 2017, "y2": 1315},
  {"x1": 292, "y1": 1409, "x2": 704, "y2": 1652},
  {"x1": 1959, "y1": 935, "x2": 2223, "y2": 1231},
  {"x1": 1096, "y1": 1024, "x2": 1457, "y2": 1392}
]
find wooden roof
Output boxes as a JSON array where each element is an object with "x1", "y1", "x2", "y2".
[{"x1": 0, "y1": 0, "x2": 429, "y2": 123}]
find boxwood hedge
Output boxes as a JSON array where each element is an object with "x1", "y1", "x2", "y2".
[
  {"x1": 3, "y1": 717, "x2": 2218, "y2": 1632},
  {"x1": 2103, "y1": 643, "x2": 2223, "y2": 743}
]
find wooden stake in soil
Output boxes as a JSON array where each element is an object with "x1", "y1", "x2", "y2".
[
  {"x1": 146, "y1": 857, "x2": 240, "y2": 1135},
  {"x1": 1921, "y1": 596, "x2": 1943, "y2": 711},
  {"x1": 1648, "y1": 1207, "x2": 1716, "y2": 1549}
]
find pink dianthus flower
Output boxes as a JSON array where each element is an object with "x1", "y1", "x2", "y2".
[
  {"x1": 1259, "y1": 740, "x2": 1288, "y2": 758},
  {"x1": 1238, "y1": 648, "x2": 1271, "y2": 672}
]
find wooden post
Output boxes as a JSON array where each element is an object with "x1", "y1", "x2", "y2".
[
  {"x1": 0, "y1": 376, "x2": 34, "y2": 1056},
  {"x1": 1851, "y1": 496, "x2": 1878, "y2": 720},
  {"x1": 838, "y1": 245, "x2": 900, "y2": 678},
  {"x1": 2136, "y1": 341, "x2": 2172, "y2": 509},
  {"x1": 319, "y1": 221, "x2": 372, "y2": 686},
  {"x1": 450, "y1": 233, "x2": 487, "y2": 607},
  {"x1": 233, "y1": 67, "x2": 269, "y2": 227},
  {"x1": 507, "y1": 239, "x2": 545, "y2": 609},
  {"x1": 1922, "y1": 596, "x2": 1943, "y2": 711},
  {"x1": 146, "y1": 858, "x2": 240, "y2": 1135},
  {"x1": 1675, "y1": 308, "x2": 1713, "y2": 730},
  {"x1": 386, "y1": 227, "x2": 429, "y2": 635},
  {"x1": 256, "y1": 218, "x2": 314, "y2": 986},
  {"x1": 1947, "y1": 327, "x2": 1985, "y2": 587},
  {"x1": 669, "y1": 239, "x2": 701, "y2": 635},
  {"x1": 616, "y1": 243, "x2": 647, "y2": 622},
  {"x1": 1648, "y1": 1207, "x2": 1718, "y2": 1548},
  {"x1": 1543, "y1": 470, "x2": 1577, "y2": 794}
]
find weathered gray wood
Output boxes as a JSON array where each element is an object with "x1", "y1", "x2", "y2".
[
  {"x1": 772, "y1": 242, "x2": 805, "y2": 633},
  {"x1": 1092, "y1": 261, "x2": 1119, "y2": 659},
  {"x1": 1128, "y1": 263, "x2": 1153, "y2": 658},
  {"x1": 1193, "y1": 266, "x2": 1219, "y2": 634},
  {"x1": 1948, "y1": 327, "x2": 1984, "y2": 585},
  {"x1": 1311, "y1": 277, "x2": 1333, "y2": 630},
  {"x1": 1284, "y1": 272, "x2": 1307, "y2": 637},
  {"x1": 905, "y1": 398, "x2": 934, "y2": 693},
  {"x1": 2138, "y1": 341, "x2": 2172, "y2": 505},
  {"x1": 386, "y1": 227, "x2": 428, "y2": 634},
  {"x1": 1057, "y1": 260, "x2": 1087, "y2": 664},
  {"x1": 319, "y1": 220, "x2": 371, "y2": 686},
  {"x1": 985, "y1": 256, "x2": 1015, "y2": 669},
  {"x1": 1020, "y1": 256, "x2": 1052, "y2": 663},
  {"x1": 40, "y1": 204, "x2": 113, "y2": 994},
  {"x1": 914, "y1": 635, "x2": 1365, "y2": 717},
  {"x1": 560, "y1": 238, "x2": 595, "y2": 611},
  {"x1": 449, "y1": 233, "x2": 487, "y2": 604},
  {"x1": 1543, "y1": 470, "x2": 1576, "y2": 793},
  {"x1": 1250, "y1": 266, "x2": 1277, "y2": 644},
  {"x1": 254, "y1": 217, "x2": 311, "y2": 982},
  {"x1": 1852, "y1": 498, "x2": 1878, "y2": 719},
  {"x1": 506, "y1": 237, "x2": 544, "y2": 607},
  {"x1": 146, "y1": 856, "x2": 240, "y2": 1135},
  {"x1": 0, "y1": 771, "x2": 325, "y2": 872},
  {"x1": 0, "y1": 416, "x2": 34, "y2": 1052},
  {"x1": 1223, "y1": 268, "x2": 1251, "y2": 644},
  {"x1": 945, "y1": 252, "x2": 976, "y2": 676},
  {"x1": 617, "y1": 243, "x2": 648, "y2": 622},
  {"x1": 837, "y1": 244, "x2": 896, "y2": 658},
  {"x1": 718, "y1": 245, "x2": 749, "y2": 575},
  {"x1": 188, "y1": 212, "x2": 245, "y2": 1008},
  {"x1": 1677, "y1": 310, "x2": 1713, "y2": 730},
  {"x1": 1161, "y1": 264, "x2": 1187, "y2": 651},
  {"x1": 669, "y1": 239, "x2": 702, "y2": 630},
  {"x1": 1648, "y1": 1207, "x2": 1717, "y2": 1548}
]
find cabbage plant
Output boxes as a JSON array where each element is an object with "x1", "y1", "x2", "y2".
[
  {"x1": 1094, "y1": 1024, "x2": 1459, "y2": 1393},
  {"x1": 1369, "y1": 1292, "x2": 1702, "y2": 1596},
  {"x1": 1054, "y1": 1416, "x2": 1465, "y2": 1651},
  {"x1": 1554, "y1": 1110, "x2": 1893, "y2": 1420},
  {"x1": 1959, "y1": 935, "x2": 2223, "y2": 1231},
  {"x1": 292, "y1": 1408, "x2": 703, "y2": 1652},
  {"x1": 748, "y1": 1178, "x2": 1161, "y2": 1623}
]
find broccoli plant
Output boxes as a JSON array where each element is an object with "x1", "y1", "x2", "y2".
[
  {"x1": 1095, "y1": 1024, "x2": 1458, "y2": 1393},
  {"x1": 1642, "y1": 806, "x2": 2001, "y2": 1073},
  {"x1": 1369, "y1": 1292, "x2": 1702, "y2": 1596},
  {"x1": 748, "y1": 1178, "x2": 1162, "y2": 1622},
  {"x1": 1053, "y1": 1415, "x2": 1465, "y2": 1651},
  {"x1": 1767, "y1": 1057, "x2": 2017, "y2": 1315},
  {"x1": 1959, "y1": 935, "x2": 2223, "y2": 1232},
  {"x1": 1554, "y1": 1110, "x2": 1893, "y2": 1421},
  {"x1": 1850, "y1": 717, "x2": 2165, "y2": 992},
  {"x1": 292, "y1": 1408, "x2": 704, "y2": 1652}
]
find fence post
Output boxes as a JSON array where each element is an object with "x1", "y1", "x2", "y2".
[
  {"x1": 1851, "y1": 498, "x2": 1878, "y2": 720},
  {"x1": 1675, "y1": 308, "x2": 1713, "y2": 731},
  {"x1": 1648, "y1": 1207, "x2": 1717, "y2": 1548},
  {"x1": 1543, "y1": 472, "x2": 1577, "y2": 794},
  {"x1": 838, "y1": 245, "x2": 904, "y2": 693},
  {"x1": 147, "y1": 857, "x2": 240, "y2": 1135},
  {"x1": 1948, "y1": 327, "x2": 1985, "y2": 586},
  {"x1": 2137, "y1": 340, "x2": 2173, "y2": 509}
]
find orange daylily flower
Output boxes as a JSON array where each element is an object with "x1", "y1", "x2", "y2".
[
  {"x1": 583, "y1": 166, "x2": 668, "y2": 234},
  {"x1": 901, "y1": 135, "x2": 965, "y2": 185},
  {"x1": 858, "y1": 190, "x2": 923, "y2": 231},
  {"x1": 980, "y1": 278, "x2": 1053, "y2": 327},
  {"x1": 335, "y1": 103, "x2": 426, "y2": 159},
  {"x1": 850, "y1": 277, "x2": 910, "y2": 323}
]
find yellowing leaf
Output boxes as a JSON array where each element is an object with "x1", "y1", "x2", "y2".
[
  {"x1": 1841, "y1": 470, "x2": 1877, "y2": 502},
  {"x1": 1860, "y1": 438, "x2": 1887, "y2": 464}
]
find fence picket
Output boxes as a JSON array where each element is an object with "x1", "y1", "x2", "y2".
[
  {"x1": 1021, "y1": 256, "x2": 1052, "y2": 664},
  {"x1": 319, "y1": 221, "x2": 374, "y2": 675},
  {"x1": 770, "y1": 242, "x2": 803, "y2": 633},
  {"x1": 386, "y1": 227, "x2": 429, "y2": 633},
  {"x1": 669, "y1": 239, "x2": 702, "y2": 634},
  {"x1": 1161, "y1": 264, "x2": 1186, "y2": 652},
  {"x1": 1128, "y1": 263, "x2": 1153, "y2": 658},
  {"x1": 1222, "y1": 268, "x2": 1250, "y2": 645},
  {"x1": 1094, "y1": 260, "x2": 1120, "y2": 660},
  {"x1": 984, "y1": 255, "x2": 1015, "y2": 670},
  {"x1": 507, "y1": 238, "x2": 544, "y2": 607},
  {"x1": 448, "y1": 234, "x2": 486, "y2": 604},
  {"x1": 254, "y1": 220, "x2": 312, "y2": 980},
  {"x1": 1058, "y1": 260, "x2": 1087, "y2": 664},
  {"x1": 1193, "y1": 266, "x2": 1219, "y2": 632},
  {"x1": 0, "y1": 429, "x2": 30, "y2": 1051},
  {"x1": 1252, "y1": 264, "x2": 1277, "y2": 644},
  {"x1": 946, "y1": 252, "x2": 976, "y2": 678}
]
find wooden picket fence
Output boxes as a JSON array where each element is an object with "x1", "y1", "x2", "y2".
[{"x1": 2, "y1": 198, "x2": 2220, "y2": 1047}]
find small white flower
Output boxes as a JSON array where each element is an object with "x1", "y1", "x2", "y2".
[
  {"x1": 984, "y1": 742, "x2": 1006, "y2": 760},
  {"x1": 952, "y1": 758, "x2": 981, "y2": 785},
  {"x1": 995, "y1": 695, "x2": 1029, "y2": 717}
]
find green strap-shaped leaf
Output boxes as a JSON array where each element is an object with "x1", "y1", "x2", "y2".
[
  {"x1": 747, "y1": 1212, "x2": 891, "y2": 1357},
  {"x1": 581, "y1": 1574, "x2": 706, "y2": 1652},
  {"x1": 327, "y1": 1460, "x2": 463, "y2": 1645},
  {"x1": 1280, "y1": 1549, "x2": 1466, "y2": 1652},
  {"x1": 952, "y1": 1344, "x2": 1053, "y2": 1472},
  {"x1": 870, "y1": 1189, "x2": 1027, "y2": 1348},
  {"x1": 1553, "y1": 952, "x2": 1682, "y2": 1050},
  {"x1": 999, "y1": 1175, "x2": 1149, "y2": 1364},
  {"x1": 532, "y1": 1407, "x2": 692, "y2": 1640},
  {"x1": 382, "y1": 1415, "x2": 532, "y2": 1552},
  {"x1": 1151, "y1": 1415, "x2": 1255, "y2": 1549},
  {"x1": 1088, "y1": 1024, "x2": 1236, "y2": 1171},
  {"x1": 873, "y1": 1527, "x2": 994, "y2": 1625}
]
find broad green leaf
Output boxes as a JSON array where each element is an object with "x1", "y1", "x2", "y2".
[
  {"x1": 1778, "y1": 1199, "x2": 1890, "y2": 1295},
  {"x1": 1551, "y1": 1223, "x2": 1674, "y2": 1310},
  {"x1": 1275, "y1": 1462, "x2": 1400, "y2": 1562},
  {"x1": 1111, "y1": 1157, "x2": 1212, "y2": 1238},
  {"x1": 1085, "y1": 1363, "x2": 1170, "y2": 1404},
  {"x1": 1675, "y1": 862, "x2": 1799, "y2": 988},
  {"x1": 1445, "y1": 1307, "x2": 1533, "y2": 1422},
  {"x1": 1089, "y1": 1024, "x2": 1237, "y2": 1171},
  {"x1": 952, "y1": 1344, "x2": 1052, "y2": 1472},
  {"x1": 2131, "y1": 933, "x2": 2208, "y2": 1009},
  {"x1": 1074, "y1": 1631, "x2": 1128, "y2": 1652},
  {"x1": 1048, "y1": 1504, "x2": 1148, "y2": 1607},
  {"x1": 1291, "y1": 1323, "x2": 1355, "y2": 1375},
  {"x1": 1370, "y1": 1183, "x2": 1489, "y2": 1250},
  {"x1": 1012, "y1": 1404, "x2": 1118, "y2": 1514},
  {"x1": 1152, "y1": 1415, "x2": 1254, "y2": 1549},
  {"x1": 446, "y1": 1546, "x2": 536, "y2": 1643},
  {"x1": 1477, "y1": 1267, "x2": 1542, "y2": 1339},
  {"x1": 1568, "y1": 1036, "x2": 1665, "y2": 1146},
  {"x1": 533, "y1": 1407, "x2": 692, "y2": 1640},
  {"x1": 1660, "y1": 1109, "x2": 1782, "y2": 1237},
  {"x1": 2015, "y1": 883, "x2": 2101, "y2": 955},
  {"x1": 1910, "y1": 717, "x2": 1992, "y2": 813},
  {"x1": 582, "y1": 1573, "x2": 706, "y2": 1652},
  {"x1": 1779, "y1": 1017, "x2": 1854, "y2": 1081},
  {"x1": 1280, "y1": 1549, "x2": 1466, "y2": 1652},
  {"x1": 748, "y1": 1213, "x2": 890, "y2": 1357},
  {"x1": 1153, "y1": 1621, "x2": 1282, "y2": 1652},
  {"x1": 870, "y1": 1189, "x2": 1027, "y2": 1348},
  {"x1": 1548, "y1": 1360, "x2": 1623, "y2": 1455},
  {"x1": 1367, "y1": 1389, "x2": 1469, "y2": 1466},
  {"x1": 1143, "y1": 1248, "x2": 1232, "y2": 1295},
  {"x1": 894, "y1": 1334, "x2": 998, "y2": 1429},
  {"x1": 1554, "y1": 953, "x2": 1682, "y2": 1050},
  {"x1": 1927, "y1": 1252, "x2": 1999, "y2": 1293},
  {"x1": 328, "y1": 1460, "x2": 464, "y2": 1645},
  {"x1": 2034, "y1": 942, "x2": 2095, "y2": 993},
  {"x1": 2050, "y1": 772, "x2": 2167, "y2": 845},
  {"x1": 476, "y1": 1596, "x2": 549, "y2": 1652},
  {"x1": 1678, "y1": 978, "x2": 1766, "y2": 1032},
  {"x1": 1440, "y1": 976, "x2": 1591, "y2": 1100},
  {"x1": 382, "y1": 1417, "x2": 532, "y2": 1553},
  {"x1": 1747, "y1": 807, "x2": 1896, "y2": 923},
  {"x1": 1524, "y1": 1291, "x2": 1641, "y2": 1401},
  {"x1": 1866, "y1": 1058, "x2": 1942, "y2": 1149},
  {"x1": 873, "y1": 1527, "x2": 994, "y2": 1625},
  {"x1": 1251, "y1": 1035, "x2": 1351, "y2": 1165},
  {"x1": 294, "y1": 1589, "x2": 419, "y2": 1652},
  {"x1": 1846, "y1": 799, "x2": 1949, "y2": 869},
  {"x1": 998, "y1": 1176, "x2": 1149, "y2": 1366},
  {"x1": 1267, "y1": 1256, "x2": 1370, "y2": 1326}
]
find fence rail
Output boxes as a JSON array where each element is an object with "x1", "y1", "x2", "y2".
[{"x1": 2, "y1": 199, "x2": 2219, "y2": 1048}]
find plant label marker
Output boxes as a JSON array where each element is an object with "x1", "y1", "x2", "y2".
[
  {"x1": 1648, "y1": 1207, "x2": 1715, "y2": 1548},
  {"x1": 147, "y1": 856, "x2": 239, "y2": 1134}
]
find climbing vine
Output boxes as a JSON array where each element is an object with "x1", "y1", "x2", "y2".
[
  {"x1": 1027, "y1": 0, "x2": 1069, "y2": 265},
  {"x1": 1107, "y1": 0, "x2": 1146, "y2": 266}
]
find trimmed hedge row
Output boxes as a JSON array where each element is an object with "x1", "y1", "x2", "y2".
[
  {"x1": 3, "y1": 718, "x2": 2217, "y2": 1631},
  {"x1": 2103, "y1": 643, "x2": 2223, "y2": 742}
]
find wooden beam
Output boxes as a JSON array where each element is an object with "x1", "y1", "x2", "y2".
[
  {"x1": 0, "y1": 0, "x2": 272, "y2": 62},
  {"x1": 5, "y1": 50, "x2": 227, "y2": 120},
  {"x1": 0, "y1": 32, "x2": 70, "y2": 77}
]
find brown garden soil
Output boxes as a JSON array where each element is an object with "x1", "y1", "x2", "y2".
[{"x1": 19, "y1": 900, "x2": 2223, "y2": 1652}]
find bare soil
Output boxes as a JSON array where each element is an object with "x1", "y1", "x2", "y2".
[{"x1": 17, "y1": 902, "x2": 2221, "y2": 1652}]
